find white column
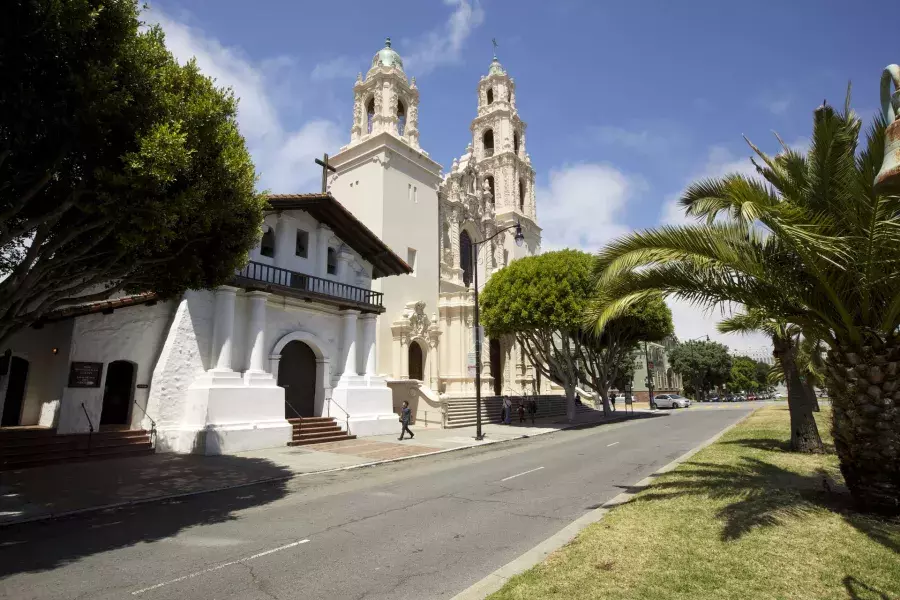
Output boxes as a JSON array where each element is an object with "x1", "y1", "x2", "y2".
[
  {"x1": 245, "y1": 291, "x2": 269, "y2": 373},
  {"x1": 317, "y1": 224, "x2": 331, "y2": 278},
  {"x1": 339, "y1": 310, "x2": 360, "y2": 380},
  {"x1": 274, "y1": 215, "x2": 292, "y2": 270},
  {"x1": 210, "y1": 286, "x2": 238, "y2": 372},
  {"x1": 361, "y1": 314, "x2": 377, "y2": 376}
]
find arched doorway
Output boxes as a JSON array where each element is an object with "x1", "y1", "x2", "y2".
[
  {"x1": 1, "y1": 357, "x2": 29, "y2": 427},
  {"x1": 460, "y1": 230, "x2": 473, "y2": 287},
  {"x1": 408, "y1": 341, "x2": 424, "y2": 381},
  {"x1": 279, "y1": 340, "x2": 317, "y2": 418},
  {"x1": 489, "y1": 338, "x2": 502, "y2": 396},
  {"x1": 101, "y1": 361, "x2": 135, "y2": 426}
]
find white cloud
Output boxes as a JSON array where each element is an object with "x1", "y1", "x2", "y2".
[
  {"x1": 537, "y1": 163, "x2": 643, "y2": 252},
  {"x1": 145, "y1": 8, "x2": 343, "y2": 192},
  {"x1": 765, "y1": 97, "x2": 792, "y2": 116},
  {"x1": 404, "y1": 0, "x2": 485, "y2": 74},
  {"x1": 311, "y1": 56, "x2": 360, "y2": 82}
]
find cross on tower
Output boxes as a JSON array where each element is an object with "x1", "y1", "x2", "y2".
[
  {"x1": 314, "y1": 153, "x2": 337, "y2": 194},
  {"x1": 491, "y1": 38, "x2": 498, "y2": 59}
]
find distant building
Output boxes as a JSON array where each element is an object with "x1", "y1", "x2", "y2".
[{"x1": 732, "y1": 345, "x2": 775, "y2": 366}]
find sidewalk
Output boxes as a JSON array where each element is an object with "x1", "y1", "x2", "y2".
[{"x1": 0, "y1": 409, "x2": 647, "y2": 527}]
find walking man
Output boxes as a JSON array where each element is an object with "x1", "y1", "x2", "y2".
[
  {"x1": 610, "y1": 391, "x2": 617, "y2": 412},
  {"x1": 503, "y1": 396, "x2": 512, "y2": 424},
  {"x1": 399, "y1": 400, "x2": 414, "y2": 440},
  {"x1": 527, "y1": 398, "x2": 537, "y2": 424}
]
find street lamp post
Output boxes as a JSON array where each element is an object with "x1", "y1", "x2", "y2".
[{"x1": 469, "y1": 221, "x2": 525, "y2": 441}]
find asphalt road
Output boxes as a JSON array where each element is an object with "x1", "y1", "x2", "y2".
[{"x1": 0, "y1": 406, "x2": 752, "y2": 600}]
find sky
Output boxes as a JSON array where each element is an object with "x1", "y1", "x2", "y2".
[{"x1": 145, "y1": 0, "x2": 893, "y2": 354}]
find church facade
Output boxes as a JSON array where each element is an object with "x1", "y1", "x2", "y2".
[{"x1": 328, "y1": 39, "x2": 547, "y2": 425}]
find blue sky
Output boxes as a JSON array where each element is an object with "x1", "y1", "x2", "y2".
[{"x1": 146, "y1": 0, "x2": 893, "y2": 351}]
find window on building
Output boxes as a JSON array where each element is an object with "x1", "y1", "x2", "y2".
[
  {"x1": 397, "y1": 100, "x2": 406, "y2": 136},
  {"x1": 514, "y1": 132, "x2": 520, "y2": 156},
  {"x1": 408, "y1": 183, "x2": 412, "y2": 203},
  {"x1": 519, "y1": 180, "x2": 525, "y2": 211},
  {"x1": 414, "y1": 186, "x2": 418, "y2": 204},
  {"x1": 407, "y1": 247, "x2": 417, "y2": 276},
  {"x1": 366, "y1": 97, "x2": 375, "y2": 134},
  {"x1": 503, "y1": 248, "x2": 509, "y2": 266},
  {"x1": 460, "y1": 230, "x2": 473, "y2": 287},
  {"x1": 260, "y1": 226, "x2": 275, "y2": 258},
  {"x1": 486, "y1": 88, "x2": 494, "y2": 104},
  {"x1": 485, "y1": 175, "x2": 495, "y2": 204},
  {"x1": 483, "y1": 129, "x2": 494, "y2": 157},
  {"x1": 295, "y1": 229, "x2": 309, "y2": 258},
  {"x1": 327, "y1": 247, "x2": 337, "y2": 275}
]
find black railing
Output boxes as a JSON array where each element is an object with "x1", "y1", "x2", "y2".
[{"x1": 236, "y1": 261, "x2": 384, "y2": 309}]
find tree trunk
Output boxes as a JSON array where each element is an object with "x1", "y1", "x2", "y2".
[
  {"x1": 776, "y1": 340, "x2": 824, "y2": 453},
  {"x1": 565, "y1": 386, "x2": 577, "y2": 422},
  {"x1": 598, "y1": 389, "x2": 611, "y2": 418},
  {"x1": 803, "y1": 379, "x2": 820, "y2": 412},
  {"x1": 826, "y1": 343, "x2": 900, "y2": 516}
]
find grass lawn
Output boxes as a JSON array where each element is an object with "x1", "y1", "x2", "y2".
[{"x1": 489, "y1": 406, "x2": 900, "y2": 600}]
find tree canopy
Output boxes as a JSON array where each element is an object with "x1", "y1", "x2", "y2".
[
  {"x1": 728, "y1": 355, "x2": 760, "y2": 393},
  {"x1": 0, "y1": 0, "x2": 267, "y2": 344},
  {"x1": 668, "y1": 340, "x2": 731, "y2": 397}
]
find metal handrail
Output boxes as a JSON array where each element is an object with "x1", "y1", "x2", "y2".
[
  {"x1": 236, "y1": 261, "x2": 384, "y2": 309},
  {"x1": 80, "y1": 403, "x2": 94, "y2": 455},
  {"x1": 131, "y1": 398, "x2": 157, "y2": 449},
  {"x1": 327, "y1": 398, "x2": 350, "y2": 435}
]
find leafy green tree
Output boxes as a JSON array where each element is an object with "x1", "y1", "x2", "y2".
[
  {"x1": 588, "y1": 95, "x2": 897, "y2": 512},
  {"x1": 480, "y1": 250, "x2": 594, "y2": 421},
  {"x1": 576, "y1": 293, "x2": 673, "y2": 415},
  {"x1": 728, "y1": 356, "x2": 758, "y2": 393},
  {"x1": 667, "y1": 340, "x2": 732, "y2": 400},
  {"x1": 0, "y1": 0, "x2": 266, "y2": 346}
]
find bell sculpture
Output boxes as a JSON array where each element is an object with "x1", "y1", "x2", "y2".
[{"x1": 875, "y1": 64, "x2": 900, "y2": 195}]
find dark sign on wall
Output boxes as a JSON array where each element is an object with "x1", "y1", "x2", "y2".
[{"x1": 68, "y1": 362, "x2": 104, "y2": 388}]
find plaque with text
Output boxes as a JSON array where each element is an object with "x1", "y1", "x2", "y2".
[{"x1": 68, "y1": 362, "x2": 103, "y2": 388}]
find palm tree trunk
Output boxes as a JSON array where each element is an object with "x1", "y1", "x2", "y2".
[
  {"x1": 803, "y1": 379, "x2": 821, "y2": 412},
  {"x1": 775, "y1": 337, "x2": 824, "y2": 453},
  {"x1": 826, "y1": 343, "x2": 900, "y2": 516}
]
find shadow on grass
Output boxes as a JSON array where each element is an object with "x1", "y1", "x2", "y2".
[
  {"x1": 843, "y1": 575, "x2": 895, "y2": 600},
  {"x1": 615, "y1": 455, "x2": 899, "y2": 555},
  {"x1": 721, "y1": 436, "x2": 836, "y2": 454},
  {"x1": 0, "y1": 454, "x2": 292, "y2": 577}
]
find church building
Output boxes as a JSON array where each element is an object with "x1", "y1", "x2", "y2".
[{"x1": 0, "y1": 38, "x2": 553, "y2": 464}]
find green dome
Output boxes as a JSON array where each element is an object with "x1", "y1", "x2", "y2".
[
  {"x1": 372, "y1": 37, "x2": 404, "y2": 71},
  {"x1": 488, "y1": 57, "x2": 506, "y2": 76}
]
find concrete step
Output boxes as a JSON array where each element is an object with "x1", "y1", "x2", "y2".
[
  {"x1": 288, "y1": 433, "x2": 357, "y2": 446},
  {"x1": 1, "y1": 442, "x2": 153, "y2": 470}
]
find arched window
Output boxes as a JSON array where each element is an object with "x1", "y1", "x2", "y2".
[
  {"x1": 486, "y1": 88, "x2": 494, "y2": 104},
  {"x1": 483, "y1": 129, "x2": 494, "y2": 157},
  {"x1": 519, "y1": 180, "x2": 525, "y2": 211},
  {"x1": 260, "y1": 226, "x2": 275, "y2": 258},
  {"x1": 460, "y1": 230, "x2": 473, "y2": 287},
  {"x1": 397, "y1": 100, "x2": 406, "y2": 136},
  {"x1": 366, "y1": 97, "x2": 375, "y2": 134},
  {"x1": 485, "y1": 175, "x2": 495, "y2": 205},
  {"x1": 514, "y1": 132, "x2": 520, "y2": 156}
]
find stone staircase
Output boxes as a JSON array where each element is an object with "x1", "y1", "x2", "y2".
[
  {"x1": 287, "y1": 416, "x2": 356, "y2": 446},
  {"x1": 0, "y1": 427, "x2": 154, "y2": 471},
  {"x1": 444, "y1": 395, "x2": 598, "y2": 428}
]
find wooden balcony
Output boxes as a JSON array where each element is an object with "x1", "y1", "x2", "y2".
[{"x1": 233, "y1": 261, "x2": 385, "y2": 313}]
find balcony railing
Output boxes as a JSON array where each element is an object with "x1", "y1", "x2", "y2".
[{"x1": 235, "y1": 261, "x2": 384, "y2": 312}]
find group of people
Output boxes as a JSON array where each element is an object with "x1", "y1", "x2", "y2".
[{"x1": 500, "y1": 396, "x2": 538, "y2": 424}]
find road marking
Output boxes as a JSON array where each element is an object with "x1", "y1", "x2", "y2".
[
  {"x1": 500, "y1": 467, "x2": 544, "y2": 482},
  {"x1": 607, "y1": 442, "x2": 620, "y2": 447},
  {"x1": 131, "y1": 539, "x2": 310, "y2": 595}
]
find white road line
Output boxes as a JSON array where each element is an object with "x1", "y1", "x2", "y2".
[
  {"x1": 500, "y1": 466, "x2": 544, "y2": 482},
  {"x1": 131, "y1": 539, "x2": 310, "y2": 596},
  {"x1": 607, "y1": 442, "x2": 620, "y2": 447}
]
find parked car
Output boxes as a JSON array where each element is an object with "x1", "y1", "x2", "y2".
[
  {"x1": 708, "y1": 394, "x2": 720, "y2": 402},
  {"x1": 747, "y1": 393, "x2": 757, "y2": 401},
  {"x1": 654, "y1": 393, "x2": 691, "y2": 409},
  {"x1": 734, "y1": 395, "x2": 746, "y2": 402}
]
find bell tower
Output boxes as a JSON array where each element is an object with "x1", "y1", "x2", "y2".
[
  {"x1": 469, "y1": 53, "x2": 536, "y2": 224},
  {"x1": 346, "y1": 38, "x2": 422, "y2": 152}
]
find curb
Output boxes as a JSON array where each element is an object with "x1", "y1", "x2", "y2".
[
  {"x1": 0, "y1": 412, "x2": 644, "y2": 529},
  {"x1": 449, "y1": 407, "x2": 760, "y2": 600}
]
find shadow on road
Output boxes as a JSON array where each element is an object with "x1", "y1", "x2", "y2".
[{"x1": 0, "y1": 455, "x2": 292, "y2": 577}]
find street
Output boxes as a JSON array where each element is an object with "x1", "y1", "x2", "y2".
[{"x1": 0, "y1": 407, "x2": 753, "y2": 600}]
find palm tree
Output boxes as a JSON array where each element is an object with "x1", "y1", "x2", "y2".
[
  {"x1": 717, "y1": 310, "x2": 822, "y2": 452},
  {"x1": 588, "y1": 94, "x2": 900, "y2": 515}
]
